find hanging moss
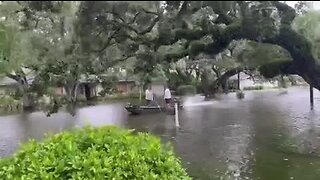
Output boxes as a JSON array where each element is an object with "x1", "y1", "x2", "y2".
[
  {"x1": 223, "y1": 21, "x2": 242, "y2": 39},
  {"x1": 28, "y1": 1, "x2": 62, "y2": 12},
  {"x1": 164, "y1": 49, "x2": 189, "y2": 62},
  {"x1": 189, "y1": 41, "x2": 205, "y2": 57},
  {"x1": 175, "y1": 28, "x2": 207, "y2": 41}
]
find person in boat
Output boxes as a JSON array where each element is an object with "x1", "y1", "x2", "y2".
[
  {"x1": 164, "y1": 86, "x2": 172, "y2": 105},
  {"x1": 145, "y1": 86, "x2": 154, "y2": 106}
]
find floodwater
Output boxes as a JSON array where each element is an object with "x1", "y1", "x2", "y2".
[{"x1": 1, "y1": 87, "x2": 320, "y2": 180}]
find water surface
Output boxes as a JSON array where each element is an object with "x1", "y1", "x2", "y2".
[{"x1": 1, "y1": 87, "x2": 320, "y2": 180}]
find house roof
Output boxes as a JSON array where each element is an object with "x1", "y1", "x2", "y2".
[
  {"x1": 0, "y1": 76, "x2": 34, "y2": 86},
  {"x1": 0, "y1": 77, "x2": 16, "y2": 86}
]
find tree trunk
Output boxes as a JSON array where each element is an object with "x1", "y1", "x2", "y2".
[
  {"x1": 310, "y1": 85, "x2": 314, "y2": 109},
  {"x1": 84, "y1": 84, "x2": 91, "y2": 100},
  {"x1": 237, "y1": 72, "x2": 240, "y2": 90},
  {"x1": 200, "y1": 70, "x2": 210, "y2": 97},
  {"x1": 22, "y1": 94, "x2": 34, "y2": 111},
  {"x1": 65, "y1": 83, "x2": 80, "y2": 116},
  {"x1": 65, "y1": 83, "x2": 80, "y2": 102}
]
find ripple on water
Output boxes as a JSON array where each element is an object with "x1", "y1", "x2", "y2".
[{"x1": 1, "y1": 87, "x2": 320, "y2": 179}]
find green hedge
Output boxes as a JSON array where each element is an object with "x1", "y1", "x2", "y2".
[
  {"x1": 243, "y1": 85, "x2": 264, "y2": 91},
  {"x1": 177, "y1": 85, "x2": 196, "y2": 95},
  {"x1": 0, "y1": 126, "x2": 190, "y2": 179},
  {"x1": 236, "y1": 91, "x2": 245, "y2": 99}
]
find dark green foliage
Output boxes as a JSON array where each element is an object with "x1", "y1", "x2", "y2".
[
  {"x1": 259, "y1": 60, "x2": 294, "y2": 78},
  {"x1": 0, "y1": 126, "x2": 191, "y2": 179},
  {"x1": 165, "y1": 69, "x2": 195, "y2": 91},
  {"x1": 166, "y1": 1, "x2": 181, "y2": 9},
  {"x1": 236, "y1": 91, "x2": 245, "y2": 99},
  {"x1": 191, "y1": 79, "x2": 203, "y2": 94},
  {"x1": 189, "y1": 41, "x2": 205, "y2": 57},
  {"x1": 28, "y1": 1, "x2": 63, "y2": 13},
  {"x1": 175, "y1": 29, "x2": 207, "y2": 41},
  {"x1": 98, "y1": 75, "x2": 119, "y2": 97},
  {"x1": 2, "y1": 0, "x2": 320, "y2": 113},
  {"x1": 243, "y1": 85, "x2": 264, "y2": 91},
  {"x1": 177, "y1": 85, "x2": 196, "y2": 95}
]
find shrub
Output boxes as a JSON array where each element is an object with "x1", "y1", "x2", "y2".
[
  {"x1": 236, "y1": 91, "x2": 245, "y2": 99},
  {"x1": 177, "y1": 85, "x2": 196, "y2": 95},
  {"x1": 243, "y1": 85, "x2": 264, "y2": 91},
  {"x1": 0, "y1": 126, "x2": 190, "y2": 180},
  {"x1": 126, "y1": 92, "x2": 143, "y2": 99},
  {"x1": 190, "y1": 80, "x2": 202, "y2": 94}
]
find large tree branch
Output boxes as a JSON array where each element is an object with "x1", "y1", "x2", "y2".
[
  {"x1": 215, "y1": 67, "x2": 247, "y2": 85},
  {"x1": 156, "y1": 1, "x2": 320, "y2": 92},
  {"x1": 138, "y1": 15, "x2": 160, "y2": 35},
  {"x1": 93, "y1": 28, "x2": 120, "y2": 53},
  {"x1": 164, "y1": 1, "x2": 320, "y2": 89},
  {"x1": 105, "y1": 54, "x2": 136, "y2": 68},
  {"x1": 242, "y1": 70, "x2": 256, "y2": 81},
  {"x1": 167, "y1": 21, "x2": 242, "y2": 61},
  {"x1": 120, "y1": 15, "x2": 161, "y2": 35},
  {"x1": 272, "y1": 1, "x2": 296, "y2": 25},
  {"x1": 106, "y1": 9, "x2": 160, "y2": 35},
  {"x1": 130, "y1": 12, "x2": 141, "y2": 24},
  {"x1": 212, "y1": 67, "x2": 255, "y2": 92},
  {"x1": 259, "y1": 60, "x2": 299, "y2": 78},
  {"x1": 6, "y1": 73, "x2": 20, "y2": 82},
  {"x1": 105, "y1": 10, "x2": 125, "y2": 23},
  {"x1": 141, "y1": 9, "x2": 160, "y2": 16},
  {"x1": 212, "y1": 65, "x2": 221, "y2": 78},
  {"x1": 177, "y1": 1, "x2": 189, "y2": 18}
]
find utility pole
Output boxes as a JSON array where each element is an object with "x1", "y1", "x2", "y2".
[
  {"x1": 237, "y1": 71, "x2": 240, "y2": 90},
  {"x1": 310, "y1": 85, "x2": 314, "y2": 109}
]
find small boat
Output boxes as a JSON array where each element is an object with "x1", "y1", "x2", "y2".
[{"x1": 125, "y1": 104, "x2": 183, "y2": 115}]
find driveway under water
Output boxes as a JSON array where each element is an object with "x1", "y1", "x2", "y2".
[{"x1": 1, "y1": 87, "x2": 320, "y2": 180}]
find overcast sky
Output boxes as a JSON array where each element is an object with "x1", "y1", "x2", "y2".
[{"x1": 285, "y1": 1, "x2": 320, "y2": 10}]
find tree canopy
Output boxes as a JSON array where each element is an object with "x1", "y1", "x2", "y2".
[{"x1": 0, "y1": 1, "x2": 319, "y2": 114}]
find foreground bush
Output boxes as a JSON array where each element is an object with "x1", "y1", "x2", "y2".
[{"x1": 0, "y1": 126, "x2": 190, "y2": 179}]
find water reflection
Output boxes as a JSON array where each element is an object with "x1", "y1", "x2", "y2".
[
  {"x1": 75, "y1": 103, "x2": 127, "y2": 127},
  {"x1": 0, "y1": 87, "x2": 320, "y2": 180}
]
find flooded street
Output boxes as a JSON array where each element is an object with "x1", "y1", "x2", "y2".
[{"x1": 1, "y1": 87, "x2": 320, "y2": 179}]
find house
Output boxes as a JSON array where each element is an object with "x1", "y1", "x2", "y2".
[
  {"x1": 53, "y1": 83, "x2": 100, "y2": 100},
  {"x1": 54, "y1": 75, "x2": 102, "y2": 100},
  {"x1": 0, "y1": 76, "x2": 19, "y2": 95},
  {"x1": 229, "y1": 72, "x2": 254, "y2": 90},
  {"x1": 0, "y1": 76, "x2": 34, "y2": 95},
  {"x1": 0, "y1": 73, "x2": 140, "y2": 100},
  {"x1": 228, "y1": 72, "x2": 279, "y2": 90},
  {"x1": 54, "y1": 78, "x2": 138, "y2": 100}
]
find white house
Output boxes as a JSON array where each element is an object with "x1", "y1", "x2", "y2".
[{"x1": 229, "y1": 72, "x2": 278, "y2": 90}]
